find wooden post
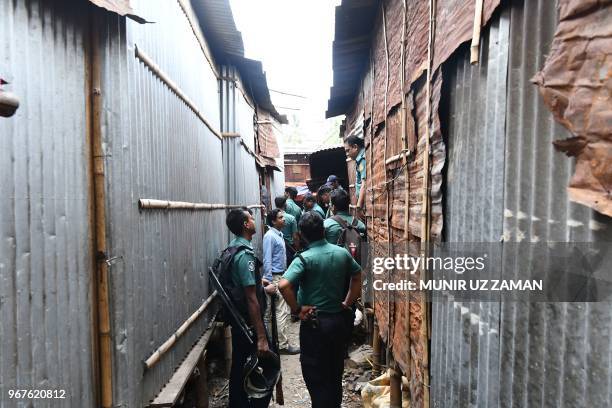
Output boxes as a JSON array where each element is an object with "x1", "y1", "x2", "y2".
[
  {"x1": 470, "y1": 0, "x2": 484, "y2": 64},
  {"x1": 195, "y1": 352, "x2": 209, "y2": 408},
  {"x1": 390, "y1": 361, "x2": 402, "y2": 408},
  {"x1": 224, "y1": 326, "x2": 233, "y2": 378},
  {"x1": 372, "y1": 320, "x2": 382, "y2": 377}
]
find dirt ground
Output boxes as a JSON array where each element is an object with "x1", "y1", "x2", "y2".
[{"x1": 207, "y1": 319, "x2": 364, "y2": 408}]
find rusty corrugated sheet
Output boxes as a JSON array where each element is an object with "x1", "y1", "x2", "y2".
[
  {"x1": 257, "y1": 110, "x2": 281, "y2": 159},
  {"x1": 329, "y1": 0, "x2": 502, "y2": 125},
  {"x1": 0, "y1": 1, "x2": 96, "y2": 406},
  {"x1": 532, "y1": 0, "x2": 612, "y2": 217},
  {"x1": 88, "y1": 0, "x2": 147, "y2": 22}
]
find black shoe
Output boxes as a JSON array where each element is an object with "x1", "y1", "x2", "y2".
[{"x1": 279, "y1": 345, "x2": 300, "y2": 355}]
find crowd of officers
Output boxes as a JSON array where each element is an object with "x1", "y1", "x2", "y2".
[{"x1": 224, "y1": 136, "x2": 367, "y2": 407}]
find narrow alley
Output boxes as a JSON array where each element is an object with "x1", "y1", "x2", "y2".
[{"x1": 1, "y1": 0, "x2": 611, "y2": 408}]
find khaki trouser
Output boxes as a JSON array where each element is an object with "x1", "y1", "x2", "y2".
[{"x1": 264, "y1": 274, "x2": 291, "y2": 349}]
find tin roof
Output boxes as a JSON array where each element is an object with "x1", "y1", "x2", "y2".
[
  {"x1": 326, "y1": 0, "x2": 379, "y2": 118},
  {"x1": 192, "y1": 0, "x2": 287, "y2": 124}
]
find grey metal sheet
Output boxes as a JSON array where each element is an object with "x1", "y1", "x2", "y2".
[
  {"x1": 99, "y1": 1, "x2": 226, "y2": 405},
  {"x1": 220, "y1": 66, "x2": 265, "y2": 254},
  {"x1": 432, "y1": 7, "x2": 510, "y2": 407},
  {"x1": 500, "y1": 1, "x2": 612, "y2": 407},
  {"x1": 0, "y1": 0, "x2": 95, "y2": 406},
  {"x1": 433, "y1": 1, "x2": 612, "y2": 407}
]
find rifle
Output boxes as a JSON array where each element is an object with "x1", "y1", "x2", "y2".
[{"x1": 270, "y1": 293, "x2": 285, "y2": 405}]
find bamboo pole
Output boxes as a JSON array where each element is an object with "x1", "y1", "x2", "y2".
[
  {"x1": 144, "y1": 291, "x2": 218, "y2": 370},
  {"x1": 419, "y1": 0, "x2": 437, "y2": 405},
  {"x1": 134, "y1": 45, "x2": 222, "y2": 140},
  {"x1": 138, "y1": 199, "x2": 264, "y2": 211},
  {"x1": 400, "y1": 0, "x2": 413, "y2": 394},
  {"x1": 89, "y1": 11, "x2": 113, "y2": 407},
  {"x1": 470, "y1": 0, "x2": 484, "y2": 64}
]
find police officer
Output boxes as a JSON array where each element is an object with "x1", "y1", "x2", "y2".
[
  {"x1": 344, "y1": 135, "x2": 366, "y2": 217},
  {"x1": 278, "y1": 212, "x2": 362, "y2": 407},
  {"x1": 284, "y1": 186, "x2": 303, "y2": 224},
  {"x1": 324, "y1": 189, "x2": 366, "y2": 244},
  {"x1": 225, "y1": 208, "x2": 272, "y2": 408}
]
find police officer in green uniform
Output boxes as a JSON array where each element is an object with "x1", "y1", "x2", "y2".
[
  {"x1": 324, "y1": 189, "x2": 366, "y2": 244},
  {"x1": 284, "y1": 186, "x2": 302, "y2": 224},
  {"x1": 278, "y1": 212, "x2": 362, "y2": 408},
  {"x1": 344, "y1": 135, "x2": 367, "y2": 216},
  {"x1": 225, "y1": 208, "x2": 272, "y2": 408},
  {"x1": 303, "y1": 193, "x2": 326, "y2": 219}
]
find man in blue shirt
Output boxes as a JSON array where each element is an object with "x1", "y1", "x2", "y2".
[
  {"x1": 263, "y1": 209, "x2": 299, "y2": 355},
  {"x1": 274, "y1": 196, "x2": 300, "y2": 264}
]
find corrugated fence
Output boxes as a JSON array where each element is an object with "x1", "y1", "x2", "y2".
[
  {"x1": 0, "y1": 0, "x2": 268, "y2": 406},
  {"x1": 431, "y1": 1, "x2": 612, "y2": 407},
  {"x1": 98, "y1": 0, "x2": 226, "y2": 405},
  {"x1": 0, "y1": 1, "x2": 96, "y2": 407}
]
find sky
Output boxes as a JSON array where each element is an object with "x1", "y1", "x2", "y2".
[{"x1": 229, "y1": 0, "x2": 342, "y2": 150}]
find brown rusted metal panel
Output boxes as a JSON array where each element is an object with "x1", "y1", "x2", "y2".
[
  {"x1": 346, "y1": 0, "x2": 501, "y2": 130},
  {"x1": 87, "y1": 0, "x2": 147, "y2": 22},
  {"x1": 257, "y1": 111, "x2": 281, "y2": 159},
  {"x1": 532, "y1": 0, "x2": 612, "y2": 217},
  {"x1": 432, "y1": 0, "x2": 500, "y2": 72}
]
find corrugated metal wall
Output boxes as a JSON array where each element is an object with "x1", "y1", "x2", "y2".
[
  {"x1": 0, "y1": 1, "x2": 96, "y2": 407},
  {"x1": 98, "y1": 1, "x2": 226, "y2": 405},
  {"x1": 432, "y1": 1, "x2": 612, "y2": 407},
  {"x1": 220, "y1": 66, "x2": 264, "y2": 253}
]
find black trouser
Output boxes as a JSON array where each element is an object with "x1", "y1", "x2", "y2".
[
  {"x1": 299, "y1": 311, "x2": 352, "y2": 408},
  {"x1": 228, "y1": 326, "x2": 273, "y2": 408}
]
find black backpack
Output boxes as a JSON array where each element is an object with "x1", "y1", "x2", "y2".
[
  {"x1": 331, "y1": 215, "x2": 364, "y2": 265},
  {"x1": 210, "y1": 245, "x2": 266, "y2": 326}
]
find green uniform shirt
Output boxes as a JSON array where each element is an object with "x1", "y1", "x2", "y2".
[
  {"x1": 285, "y1": 198, "x2": 302, "y2": 224},
  {"x1": 355, "y1": 148, "x2": 366, "y2": 199},
  {"x1": 311, "y1": 203, "x2": 325, "y2": 219},
  {"x1": 283, "y1": 239, "x2": 361, "y2": 313},
  {"x1": 281, "y1": 211, "x2": 297, "y2": 245},
  {"x1": 323, "y1": 211, "x2": 366, "y2": 245},
  {"x1": 229, "y1": 236, "x2": 257, "y2": 287}
]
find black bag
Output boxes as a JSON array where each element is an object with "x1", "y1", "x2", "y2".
[
  {"x1": 332, "y1": 215, "x2": 364, "y2": 265},
  {"x1": 210, "y1": 245, "x2": 266, "y2": 327}
]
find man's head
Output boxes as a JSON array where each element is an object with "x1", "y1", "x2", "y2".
[
  {"x1": 330, "y1": 188, "x2": 350, "y2": 213},
  {"x1": 226, "y1": 207, "x2": 256, "y2": 237},
  {"x1": 266, "y1": 208, "x2": 285, "y2": 230},
  {"x1": 274, "y1": 196, "x2": 287, "y2": 210},
  {"x1": 285, "y1": 187, "x2": 298, "y2": 199},
  {"x1": 344, "y1": 135, "x2": 364, "y2": 160},
  {"x1": 317, "y1": 185, "x2": 332, "y2": 205},
  {"x1": 303, "y1": 193, "x2": 316, "y2": 210},
  {"x1": 298, "y1": 211, "x2": 325, "y2": 243},
  {"x1": 326, "y1": 175, "x2": 340, "y2": 189}
]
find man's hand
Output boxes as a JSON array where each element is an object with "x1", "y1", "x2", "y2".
[
  {"x1": 257, "y1": 337, "x2": 270, "y2": 356},
  {"x1": 264, "y1": 283, "x2": 277, "y2": 295},
  {"x1": 298, "y1": 305, "x2": 317, "y2": 321}
]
